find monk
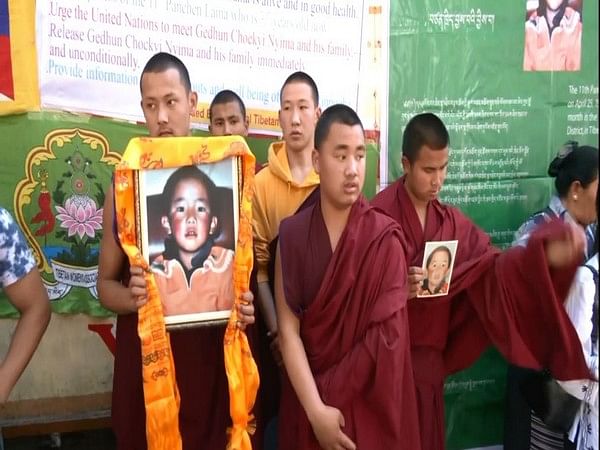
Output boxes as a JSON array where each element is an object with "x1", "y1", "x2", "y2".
[
  {"x1": 252, "y1": 71, "x2": 322, "y2": 442},
  {"x1": 275, "y1": 104, "x2": 421, "y2": 450},
  {"x1": 371, "y1": 112, "x2": 591, "y2": 450},
  {"x1": 97, "y1": 52, "x2": 255, "y2": 450}
]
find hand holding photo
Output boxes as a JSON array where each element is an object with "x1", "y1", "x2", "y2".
[{"x1": 417, "y1": 240, "x2": 458, "y2": 298}]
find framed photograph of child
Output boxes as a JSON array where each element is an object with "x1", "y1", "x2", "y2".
[
  {"x1": 137, "y1": 157, "x2": 241, "y2": 328},
  {"x1": 417, "y1": 240, "x2": 458, "y2": 298}
]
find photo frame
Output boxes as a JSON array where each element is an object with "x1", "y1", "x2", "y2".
[
  {"x1": 136, "y1": 157, "x2": 241, "y2": 329},
  {"x1": 417, "y1": 240, "x2": 459, "y2": 298}
]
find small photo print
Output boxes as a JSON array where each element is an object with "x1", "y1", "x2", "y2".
[
  {"x1": 417, "y1": 240, "x2": 458, "y2": 298},
  {"x1": 523, "y1": 0, "x2": 583, "y2": 72},
  {"x1": 138, "y1": 157, "x2": 240, "y2": 327}
]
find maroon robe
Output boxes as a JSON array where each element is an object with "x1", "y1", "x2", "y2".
[
  {"x1": 112, "y1": 314, "x2": 233, "y2": 450},
  {"x1": 371, "y1": 177, "x2": 589, "y2": 450},
  {"x1": 277, "y1": 196, "x2": 421, "y2": 450}
]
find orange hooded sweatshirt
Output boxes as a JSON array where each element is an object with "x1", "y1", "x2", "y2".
[{"x1": 252, "y1": 141, "x2": 319, "y2": 283}]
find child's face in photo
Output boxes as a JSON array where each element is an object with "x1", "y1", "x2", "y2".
[
  {"x1": 426, "y1": 250, "x2": 450, "y2": 286},
  {"x1": 163, "y1": 177, "x2": 217, "y2": 255}
]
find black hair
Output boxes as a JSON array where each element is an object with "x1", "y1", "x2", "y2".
[
  {"x1": 161, "y1": 165, "x2": 217, "y2": 217},
  {"x1": 314, "y1": 104, "x2": 364, "y2": 151},
  {"x1": 209, "y1": 90, "x2": 246, "y2": 121},
  {"x1": 140, "y1": 52, "x2": 192, "y2": 94},
  {"x1": 547, "y1": 141, "x2": 598, "y2": 198},
  {"x1": 537, "y1": 0, "x2": 569, "y2": 32},
  {"x1": 402, "y1": 113, "x2": 449, "y2": 163},
  {"x1": 426, "y1": 245, "x2": 453, "y2": 270},
  {"x1": 280, "y1": 71, "x2": 319, "y2": 106}
]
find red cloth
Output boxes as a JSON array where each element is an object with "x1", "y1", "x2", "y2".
[
  {"x1": 277, "y1": 196, "x2": 421, "y2": 450},
  {"x1": 371, "y1": 177, "x2": 589, "y2": 450},
  {"x1": 112, "y1": 314, "x2": 233, "y2": 450}
]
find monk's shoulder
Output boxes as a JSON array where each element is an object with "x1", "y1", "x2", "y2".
[
  {"x1": 280, "y1": 205, "x2": 312, "y2": 237},
  {"x1": 371, "y1": 180, "x2": 398, "y2": 209}
]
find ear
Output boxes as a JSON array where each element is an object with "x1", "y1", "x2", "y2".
[
  {"x1": 314, "y1": 106, "x2": 322, "y2": 122},
  {"x1": 401, "y1": 156, "x2": 411, "y2": 174},
  {"x1": 209, "y1": 216, "x2": 218, "y2": 235},
  {"x1": 570, "y1": 180, "x2": 583, "y2": 196},
  {"x1": 188, "y1": 91, "x2": 198, "y2": 115},
  {"x1": 161, "y1": 216, "x2": 172, "y2": 234},
  {"x1": 208, "y1": 124, "x2": 213, "y2": 135},
  {"x1": 244, "y1": 116, "x2": 250, "y2": 134},
  {"x1": 312, "y1": 148, "x2": 320, "y2": 174}
]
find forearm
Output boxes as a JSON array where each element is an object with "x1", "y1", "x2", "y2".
[
  {"x1": 0, "y1": 298, "x2": 50, "y2": 401},
  {"x1": 257, "y1": 281, "x2": 278, "y2": 333},
  {"x1": 279, "y1": 328, "x2": 325, "y2": 422},
  {"x1": 97, "y1": 278, "x2": 136, "y2": 315}
]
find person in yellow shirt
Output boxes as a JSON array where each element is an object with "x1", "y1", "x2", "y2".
[{"x1": 252, "y1": 71, "x2": 321, "y2": 446}]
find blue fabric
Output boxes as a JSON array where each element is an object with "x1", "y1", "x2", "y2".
[{"x1": 0, "y1": 206, "x2": 36, "y2": 289}]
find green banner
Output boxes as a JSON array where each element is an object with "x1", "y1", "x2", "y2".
[
  {"x1": 388, "y1": 0, "x2": 598, "y2": 448},
  {"x1": 0, "y1": 112, "x2": 378, "y2": 317}
]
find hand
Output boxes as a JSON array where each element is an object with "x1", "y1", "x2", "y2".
[
  {"x1": 128, "y1": 266, "x2": 148, "y2": 311},
  {"x1": 236, "y1": 291, "x2": 255, "y2": 330},
  {"x1": 408, "y1": 266, "x2": 425, "y2": 299},
  {"x1": 545, "y1": 223, "x2": 585, "y2": 268},
  {"x1": 308, "y1": 404, "x2": 356, "y2": 450}
]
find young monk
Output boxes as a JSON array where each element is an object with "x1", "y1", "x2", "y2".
[
  {"x1": 97, "y1": 52, "x2": 255, "y2": 450},
  {"x1": 208, "y1": 89, "x2": 249, "y2": 137},
  {"x1": 275, "y1": 104, "x2": 421, "y2": 450},
  {"x1": 252, "y1": 71, "x2": 322, "y2": 440},
  {"x1": 371, "y1": 112, "x2": 591, "y2": 450}
]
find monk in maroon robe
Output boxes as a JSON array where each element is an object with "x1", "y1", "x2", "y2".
[
  {"x1": 371, "y1": 112, "x2": 590, "y2": 450},
  {"x1": 97, "y1": 53, "x2": 256, "y2": 450},
  {"x1": 275, "y1": 105, "x2": 421, "y2": 450}
]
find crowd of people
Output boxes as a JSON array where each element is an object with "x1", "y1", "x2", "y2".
[{"x1": 1, "y1": 51, "x2": 597, "y2": 450}]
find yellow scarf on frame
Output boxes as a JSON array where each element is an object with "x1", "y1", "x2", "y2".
[{"x1": 114, "y1": 136, "x2": 259, "y2": 450}]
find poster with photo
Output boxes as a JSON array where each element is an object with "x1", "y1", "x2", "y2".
[
  {"x1": 138, "y1": 157, "x2": 240, "y2": 328},
  {"x1": 417, "y1": 240, "x2": 459, "y2": 298}
]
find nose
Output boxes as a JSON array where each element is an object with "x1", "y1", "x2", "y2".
[
  {"x1": 223, "y1": 122, "x2": 232, "y2": 136},
  {"x1": 345, "y1": 157, "x2": 358, "y2": 177},
  {"x1": 185, "y1": 209, "x2": 197, "y2": 223},
  {"x1": 432, "y1": 171, "x2": 441, "y2": 187},
  {"x1": 157, "y1": 105, "x2": 168, "y2": 124},
  {"x1": 291, "y1": 107, "x2": 300, "y2": 125}
]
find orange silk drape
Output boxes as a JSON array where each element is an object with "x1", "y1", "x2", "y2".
[{"x1": 114, "y1": 136, "x2": 259, "y2": 450}]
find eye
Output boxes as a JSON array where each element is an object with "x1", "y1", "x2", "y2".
[
  {"x1": 196, "y1": 205, "x2": 207, "y2": 213},
  {"x1": 230, "y1": 118, "x2": 239, "y2": 124},
  {"x1": 167, "y1": 99, "x2": 177, "y2": 106},
  {"x1": 337, "y1": 155, "x2": 346, "y2": 161},
  {"x1": 174, "y1": 206, "x2": 185, "y2": 213},
  {"x1": 145, "y1": 102, "x2": 156, "y2": 110}
]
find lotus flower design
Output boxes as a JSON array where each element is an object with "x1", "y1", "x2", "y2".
[{"x1": 55, "y1": 195, "x2": 103, "y2": 239}]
